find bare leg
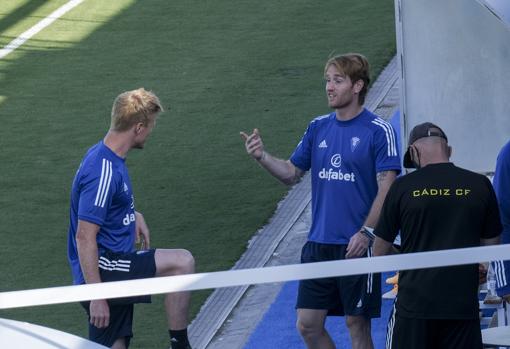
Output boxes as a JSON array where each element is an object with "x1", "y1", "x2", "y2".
[
  {"x1": 346, "y1": 315, "x2": 374, "y2": 349},
  {"x1": 155, "y1": 249, "x2": 195, "y2": 330},
  {"x1": 111, "y1": 337, "x2": 126, "y2": 349},
  {"x1": 296, "y1": 308, "x2": 335, "y2": 349}
]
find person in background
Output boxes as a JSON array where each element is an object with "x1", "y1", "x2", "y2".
[
  {"x1": 491, "y1": 139, "x2": 510, "y2": 302},
  {"x1": 373, "y1": 122, "x2": 501, "y2": 349}
]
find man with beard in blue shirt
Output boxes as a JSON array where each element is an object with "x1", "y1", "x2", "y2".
[{"x1": 241, "y1": 53, "x2": 400, "y2": 349}]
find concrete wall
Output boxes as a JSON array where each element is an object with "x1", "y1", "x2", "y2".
[{"x1": 395, "y1": 0, "x2": 510, "y2": 172}]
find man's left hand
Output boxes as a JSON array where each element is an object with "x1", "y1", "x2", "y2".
[
  {"x1": 135, "y1": 211, "x2": 151, "y2": 249},
  {"x1": 346, "y1": 231, "x2": 370, "y2": 258}
]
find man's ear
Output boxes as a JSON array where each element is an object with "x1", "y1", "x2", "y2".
[
  {"x1": 353, "y1": 79, "x2": 364, "y2": 94},
  {"x1": 447, "y1": 145, "x2": 452, "y2": 158},
  {"x1": 134, "y1": 122, "x2": 144, "y2": 134},
  {"x1": 410, "y1": 145, "x2": 418, "y2": 161}
]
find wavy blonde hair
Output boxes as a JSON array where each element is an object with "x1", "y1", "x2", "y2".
[{"x1": 324, "y1": 53, "x2": 370, "y2": 105}]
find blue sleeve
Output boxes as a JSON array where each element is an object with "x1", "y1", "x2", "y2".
[
  {"x1": 492, "y1": 141, "x2": 510, "y2": 296},
  {"x1": 290, "y1": 122, "x2": 314, "y2": 171},
  {"x1": 77, "y1": 158, "x2": 116, "y2": 226},
  {"x1": 373, "y1": 123, "x2": 402, "y2": 175},
  {"x1": 494, "y1": 141, "x2": 510, "y2": 241},
  {"x1": 492, "y1": 260, "x2": 510, "y2": 297}
]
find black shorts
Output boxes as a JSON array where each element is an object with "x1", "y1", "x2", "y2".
[
  {"x1": 81, "y1": 249, "x2": 157, "y2": 348},
  {"x1": 386, "y1": 306, "x2": 482, "y2": 349},
  {"x1": 296, "y1": 241, "x2": 381, "y2": 318}
]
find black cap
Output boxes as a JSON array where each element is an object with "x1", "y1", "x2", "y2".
[{"x1": 403, "y1": 122, "x2": 448, "y2": 168}]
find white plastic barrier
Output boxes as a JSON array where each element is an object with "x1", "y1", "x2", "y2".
[
  {"x1": 1, "y1": 245, "x2": 509, "y2": 310},
  {"x1": 0, "y1": 318, "x2": 106, "y2": 349}
]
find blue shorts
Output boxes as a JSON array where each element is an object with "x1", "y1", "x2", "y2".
[
  {"x1": 81, "y1": 249, "x2": 156, "y2": 347},
  {"x1": 296, "y1": 241, "x2": 381, "y2": 318}
]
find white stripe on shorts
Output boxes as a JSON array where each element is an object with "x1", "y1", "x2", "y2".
[
  {"x1": 367, "y1": 247, "x2": 373, "y2": 294},
  {"x1": 98, "y1": 256, "x2": 131, "y2": 272},
  {"x1": 386, "y1": 300, "x2": 397, "y2": 349}
]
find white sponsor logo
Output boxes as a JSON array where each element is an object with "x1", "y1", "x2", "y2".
[
  {"x1": 319, "y1": 154, "x2": 355, "y2": 182},
  {"x1": 357, "y1": 298, "x2": 363, "y2": 308},
  {"x1": 330, "y1": 154, "x2": 342, "y2": 168},
  {"x1": 123, "y1": 213, "x2": 136, "y2": 226},
  {"x1": 318, "y1": 168, "x2": 355, "y2": 182},
  {"x1": 319, "y1": 140, "x2": 328, "y2": 148}
]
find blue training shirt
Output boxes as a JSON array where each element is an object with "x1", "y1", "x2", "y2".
[
  {"x1": 494, "y1": 140, "x2": 510, "y2": 242},
  {"x1": 67, "y1": 141, "x2": 136, "y2": 285},
  {"x1": 290, "y1": 108, "x2": 401, "y2": 244},
  {"x1": 493, "y1": 140, "x2": 510, "y2": 296}
]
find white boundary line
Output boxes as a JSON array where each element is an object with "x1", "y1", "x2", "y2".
[
  {"x1": 0, "y1": 0, "x2": 84, "y2": 60},
  {"x1": 0, "y1": 244, "x2": 509, "y2": 309}
]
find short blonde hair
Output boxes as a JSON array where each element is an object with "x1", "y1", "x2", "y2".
[{"x1": 110, "y1": 88, "x2": 163, "y2": 131}]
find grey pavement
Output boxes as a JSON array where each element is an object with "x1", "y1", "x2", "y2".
[{"x1": 188, "y1": 56, "x2": 400, "y2": 349}]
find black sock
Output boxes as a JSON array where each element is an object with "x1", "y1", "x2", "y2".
[{"x1": 169, "y1": 328, "x2": 191, "y2": 349}]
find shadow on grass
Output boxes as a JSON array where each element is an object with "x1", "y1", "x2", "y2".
[
  {"x1": 0, "y1": 0, "x2": 48, "y2": 34},
  {"x1": 0, "y1": 1, "x2": 396, "y2": 347}
]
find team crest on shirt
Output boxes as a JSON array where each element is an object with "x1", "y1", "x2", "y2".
[{"x1": 351, "y1": 137, "x2": 360, "y2": 152}]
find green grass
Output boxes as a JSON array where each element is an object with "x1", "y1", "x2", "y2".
[
  {"x1": 0, "y1": 0, "x2": 396, "y2": 347},
  {"x1": 0, "y1": 0, "x2": 70, "y2": 47}
]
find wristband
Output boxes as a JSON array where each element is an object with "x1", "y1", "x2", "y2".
[
  {"x1": 256, "y1": 151, "x2": 266, "y2": 161},
  {"x1": 361, "y1": 226, "x2": 375, "y2": 244}
]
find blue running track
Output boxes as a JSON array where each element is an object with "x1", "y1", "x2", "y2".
[{"x1": 244, "y1": 274, "x2": 395, "y2": 348}]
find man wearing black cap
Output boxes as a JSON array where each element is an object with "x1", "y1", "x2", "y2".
[{"x1": 373, "y1": 122, "x2": 502, "y2": 349}]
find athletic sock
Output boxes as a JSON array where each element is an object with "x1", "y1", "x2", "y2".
[{"x1": 169, "y1": 328, "x2": 191, "y2": 349}]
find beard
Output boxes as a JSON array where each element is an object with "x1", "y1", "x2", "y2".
[
  {"x1": 328, "y1": 94, "x2": 354, "y2": 109},
  {"x1": 329, "y1": 99, "x2": 352, "y2": 109}
]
